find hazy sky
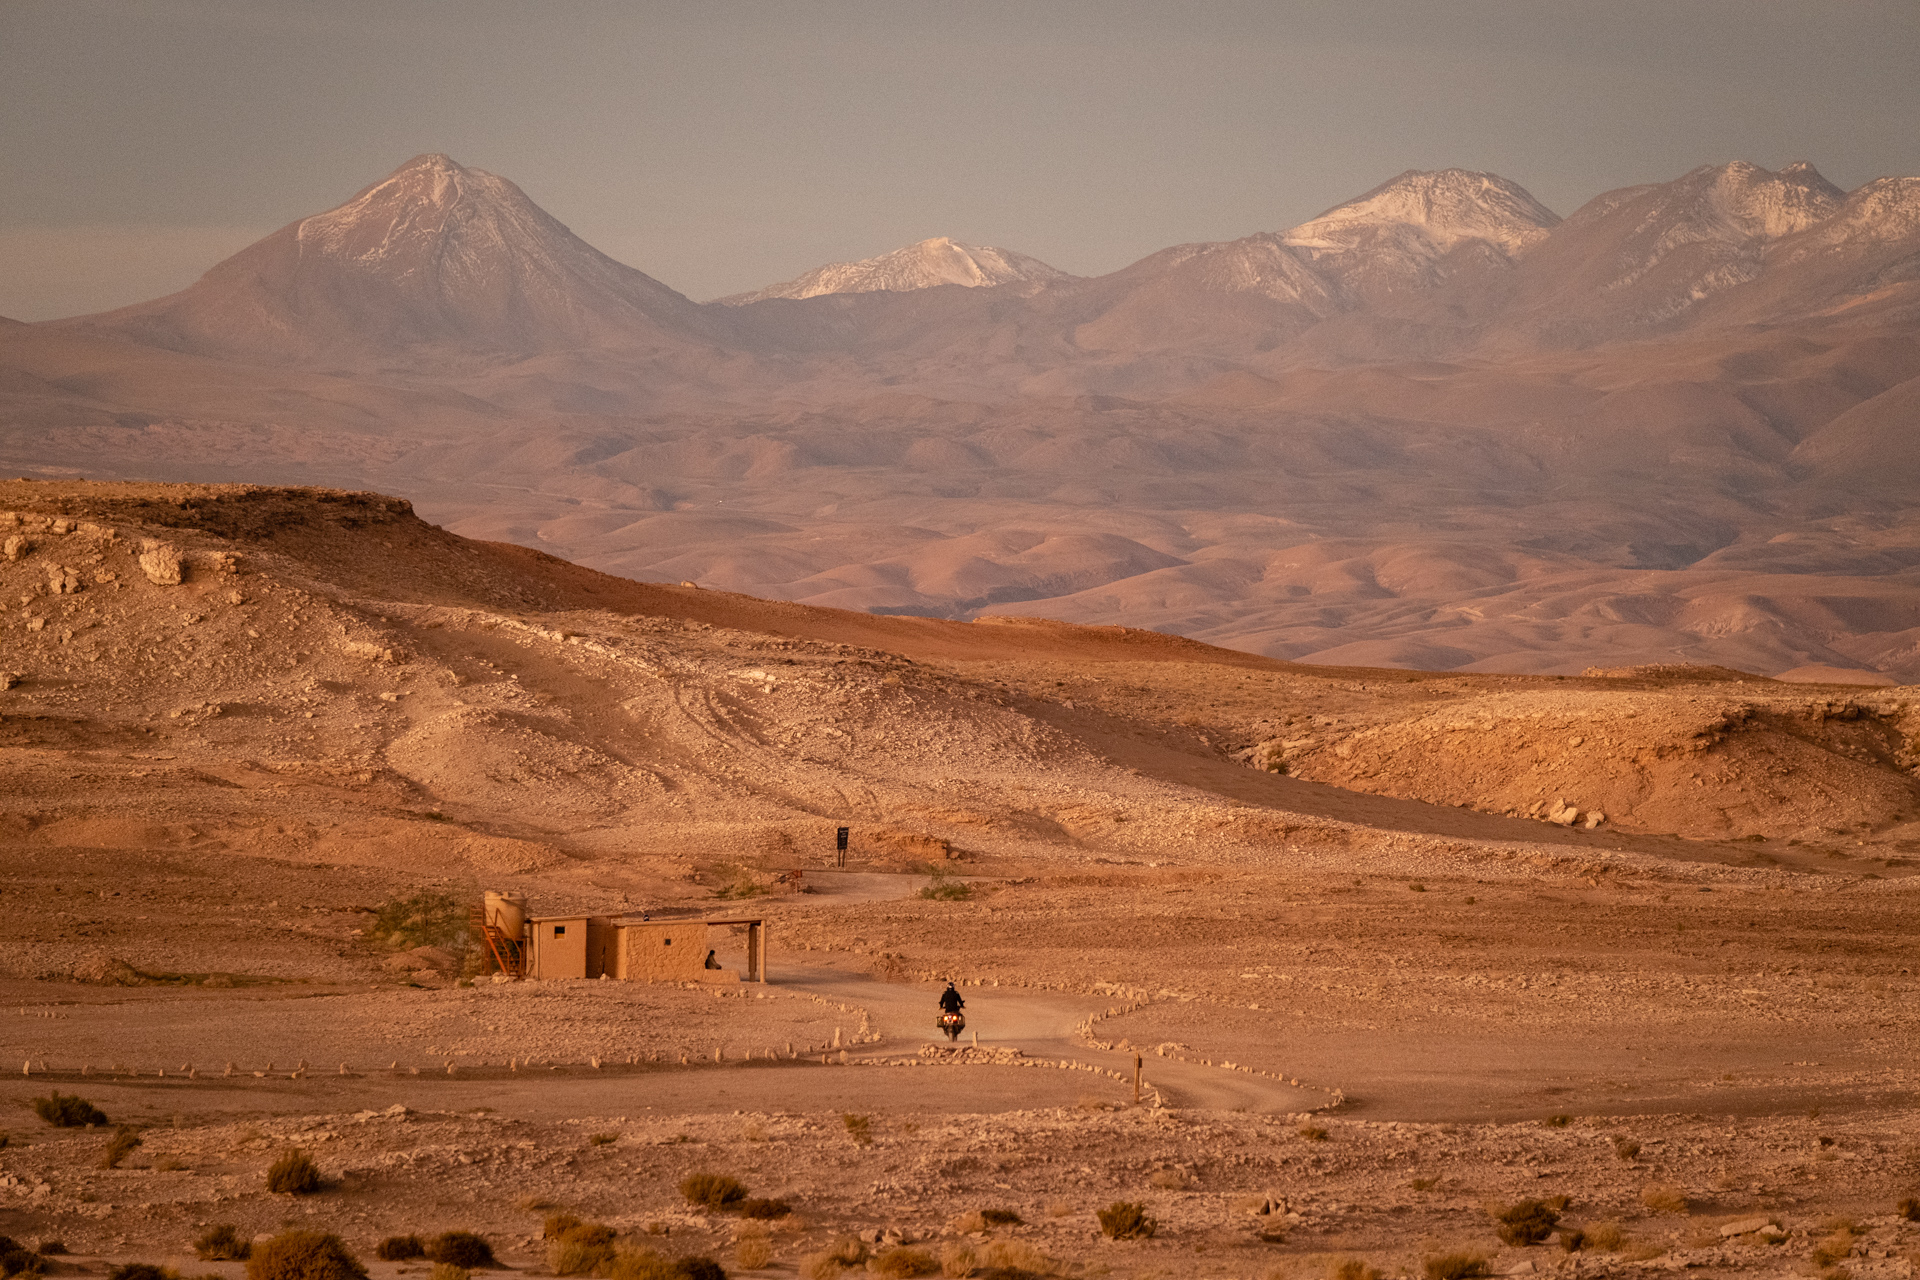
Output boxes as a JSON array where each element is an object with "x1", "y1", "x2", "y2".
[{"x1": 4, "y1": 0, "x2": 1918, "y2": 319}]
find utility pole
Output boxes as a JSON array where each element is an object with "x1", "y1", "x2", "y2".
[{"x1": 1134, "y1": 1054, "x2": 1143, "y2": 1104}]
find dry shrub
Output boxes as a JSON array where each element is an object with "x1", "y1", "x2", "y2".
[
  {"x1": 1422, "y1": 1253, "x2": 1488, "y2": 1280},
  {"x1": 427, "y1": 1234, "x2": 495, "y2": 1269},
  {"x1": 869, "y1": 1247, "x2": 937, "y2": 1278},
  {"x1": 1583, "y1": 1222, "x2": 1624, "y2": 1252},
  {"x1": 947, "y1": 1212, "x2": 986, "y2": 1235},
  {"x1": 1298, "y1": 1125, "x2": 1328, "y2": 1142},
  {"x1": 608, "y1": 1250, "x2": 672, "y2": 1280},
  {"x1": 1556, "y1": 1229, "x2": 1585, "y2": 1253},
  {"x1": 33, "y1": 1092, "x2": 107, "y2": 1128},
  {"x1": 740, "y1": 1198, "x2": 791, "y2": 1220},
  {"x1": 375, "y1": 1238, "x2": 424, "y2": 1262},
  {"x1": 1097, "y1": 1201, "x2": 1155, "y2": 1241},
  {"x1": 0, "y1": 1243, "x2": 44, "y2": 1280},
  {"x1": 106, "y1": 1268, "x2": 173, "y2": 1280},
  {"x1": 827, "y1": 1238, "x2": 868, "y2": 1267},
  {"x1": 265, "y1": 1149, "x2": 322, "y2": 1195},
  {"x1": 245, "y1": 1231, "x2": 367, "y2": 1280},
  {"x1": 734, "y1": 1231, "x2": 773, "y2": 1271},
  {"x1": 195, "y1": 1225, "x2": 250, "y2": 1262},
  {"x1": 1543, "y1": 1114, "x2": 1571, "y2": 1128},
  {"x1": 1332, "y1": 1260, "x2": 1382, "y2": 1280},
  {"x1": 431, "y1": 1267, "x2": 468, "y2": 1280},
  {"x1": 979, "y1": 1240, "x2": 1050, "y2": 1274},
  {"x1": 100, "y1": 1126, "x2": 142, "y2": 1169},
  {"x1": 551, "y1": 1225, "x2": 618, "y2": 1277},
  {"x1": 1639, "y1": 1184, "x2": 1689, "y2": 1214},
  {"x1": 1493, "y1": 1198, "x2": 1561, "y2": 1245},
  {"x1": 544, "y1": 1215, "x2": 583, "y2": 1240},
  {"x1": 34, "y1": 1245, "x2": 64, "y2": 1258},
  {"x1": 843, "y1": 1114, "x2": 873, "y2": 1147},
  {"x1": 799, "y1": 1256, "x2": 837, "y2": 1280},
  {"x1": 679, "y1": 1172, "x2": 747, "y2": 1210},
  {"x1": 938, "y1": 1242, "x2": 975, "y2": 1278},
  {"x1": 979, "y1": 1209, "x2": 1022, "y2": 1227},
  {"x1": 1899, "y1": 1198, "x2": 1920, "y2": 1222},
  {"x1": 588, "y1": 1134, "x2": 616, "y2": 1147},
  {"x1": 1812, "y1": 1234, "x2": 1856, "y2": 1267}
]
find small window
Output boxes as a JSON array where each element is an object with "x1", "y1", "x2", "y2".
[
  {"x1": 663, "y1": 936, "x2": 672, "y2": 946},
  {"x1": 553, "y1": 925, "x2": 566, "y2": 937}
]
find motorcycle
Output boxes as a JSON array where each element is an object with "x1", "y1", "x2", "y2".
[{"x1": 937, "y1": 1010, "x2": 966, "y2": 1042}]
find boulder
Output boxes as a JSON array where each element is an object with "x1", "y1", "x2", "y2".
[{"x1": 137, "y1": 541, "x2": 184, "y2": 585}]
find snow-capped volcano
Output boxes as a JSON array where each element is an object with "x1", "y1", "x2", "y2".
[
  {"x1": 72, "y1": 153, "x2": 717, "y2": 360},
  {"x1": 1284, "y1": 168, "x2": 1561, "y2": 259},
  {"x1": 719, "y1": 237, "x2": 1075, "y2": 304}
]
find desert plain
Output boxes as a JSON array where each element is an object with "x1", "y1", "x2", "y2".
[{"x1": 0, "y1": 481, "x2": 1917, "y2": 1280}]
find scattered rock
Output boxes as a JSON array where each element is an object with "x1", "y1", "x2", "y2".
[{"x1": 137, "y1": 541, "x2": 184, "y2": 585}]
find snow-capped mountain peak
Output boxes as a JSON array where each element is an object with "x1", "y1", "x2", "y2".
[
  {"x1": 1283, "y1": 168, "x2": 1561, "y2": 259},
  {"x1": 718, "y1": 237, "x2": 1076, "y2": 304},
  {"x1": 1692, "y1": 159, "x2": 1845, "y2": 239}
]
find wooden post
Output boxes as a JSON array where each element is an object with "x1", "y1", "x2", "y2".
[{"x1": 1134, "y1": 1054, "x2": 1143, "y2": 1104}]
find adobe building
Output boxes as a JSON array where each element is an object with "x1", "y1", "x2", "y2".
[{"x1": 496, "y1": 895, "x2": 765, "y2": 984}]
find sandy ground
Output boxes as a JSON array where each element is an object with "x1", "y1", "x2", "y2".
[{"x1": 4, "y1": 484, "x2": 1920, "y2": 1278}]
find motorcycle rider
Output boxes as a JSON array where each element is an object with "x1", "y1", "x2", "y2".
[{"x1": 939, "y1": 982, "x2": 965, "y2": 1015}]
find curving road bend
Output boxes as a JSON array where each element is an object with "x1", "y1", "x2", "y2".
[{"x1": 777, "y1": 963, "x2": 1329, "y2": 1114}]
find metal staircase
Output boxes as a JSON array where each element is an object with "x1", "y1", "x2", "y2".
[{"x1": 470, "y1": 905, "x2": 525, "y2": 978}]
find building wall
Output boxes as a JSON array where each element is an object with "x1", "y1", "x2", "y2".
[
  {"x1": 614, "y1": 921, "x2": 710, "y2": 981},
  {"x1": 528, "y1": 916, "x2": 588, "y2": 980},
  {"x1": 585, "y1": 917, "x2": 618, "y2": 979}
]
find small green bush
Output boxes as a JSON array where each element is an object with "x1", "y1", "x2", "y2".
[
  {"x1": 1495, "y1": 1198, "x2": 1562, "y2": 1245},
  {"x1": 375, "y1": 1238, "x2": 423, "y2": 1262},
  {"x1": 101, "y1": 1126, "x2": 143, "y2": 1169},
  {"x1": 427, "y1": 1234, "x2": 495, "y2": 1269},
  {"x1": 739, "y1": 1198, "x2": 791, "y2": 1219},
  {"x1": 1097, "y1": 1201, "x2": 1156, "y2": 1240},
  {"x1": 266, "y1": 1148, "x2": 322, "y2": 1195},
  {"x1": 678, "y1": 1172, "x2": 747, "y2": 1210},
  {"x1": 195, "y1": 1225, "x2": 251, "y2": 1261},
  {"x1": 245, "y1": 1232, "x2": 367, "y2": 1280},
  {"x1": 32, "y1": 1092, "x2": 107, "y2": 1128},
  {"x1": 1424, "y1": 1253, "x2": 1489, "y2": 1280}
]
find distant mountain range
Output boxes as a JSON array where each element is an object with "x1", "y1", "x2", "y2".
[{"x1": 8, "y1": 151, "x2": 1920, "y2": 680}]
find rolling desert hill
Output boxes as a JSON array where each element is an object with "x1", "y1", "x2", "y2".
[
  {"x1": 4, "y1": 477, "x2": 1918, "y2": 938},
  {"x1": 5, "y1": 154, "x2": 1920, "y2": 679}
]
